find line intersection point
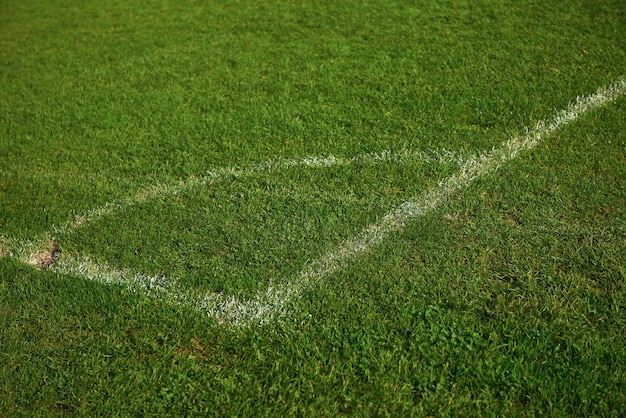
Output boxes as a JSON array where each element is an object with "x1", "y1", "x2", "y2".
[{"x1": 1, "y1": 77, "x2": 624, "y2": 326}]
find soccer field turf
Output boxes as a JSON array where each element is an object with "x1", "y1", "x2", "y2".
[{"x1": 1, "y1": 0, "x2": 625, "y2": 415}]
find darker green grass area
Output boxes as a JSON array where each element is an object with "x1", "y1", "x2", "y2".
[{"x1": 1, "y1": 0, "x2": 626, "y2": 415}]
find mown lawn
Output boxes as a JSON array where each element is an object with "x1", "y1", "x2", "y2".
[{"x1": 1, "y1": 0, "x2": 625, "y2": 415}]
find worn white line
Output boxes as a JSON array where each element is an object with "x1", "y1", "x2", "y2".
[
  {"x1": 0, "y1": 148, "x2": 464, "y2": 260},
  {"x1": 55, "y1": 148, "x2": 465, "y2": 236},
  {"x1": 192, "y1": 77, "x2": 626, "y2": 325},
  {"x1": 2, "y1": 77, "x2": 624, "y2": 326}
]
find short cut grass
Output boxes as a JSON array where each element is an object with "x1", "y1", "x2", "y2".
[{"x1": 1, "y1": 0, "x2": 625, "y2": 415}]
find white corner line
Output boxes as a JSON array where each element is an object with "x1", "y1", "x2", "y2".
[
  {"x1": 2, "y1": 77, "x2": 624, "y2": 327},
  {"x1": 0, "y1": 148, "x2": 464, "y2": 261},
  {"x1": 194, "y1": 77, "x2": 625, "y2": 325},
  {"x1": 56, "y1": 147, "x2": 466, "y2": 236}
]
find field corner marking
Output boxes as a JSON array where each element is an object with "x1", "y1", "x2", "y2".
[{"x1": 1, "y1": 76, "x2": 624, "y2": 327}]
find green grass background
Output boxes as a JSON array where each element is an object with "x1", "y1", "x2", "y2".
[{"x1": 1, "y1": 0, "x2": 625, "y2": 415}]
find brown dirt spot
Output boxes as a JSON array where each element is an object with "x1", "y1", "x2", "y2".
[{"x1": 29, "y1": 241, "x2": 60, "y2": 270}]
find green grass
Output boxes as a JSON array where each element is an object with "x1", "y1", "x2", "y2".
[
  {"x1": 1, "y1": 0, "x2": 625, "y2": 415},
  {"x1": 59, "y1": 155, "x2": 452, "y2": 297}
]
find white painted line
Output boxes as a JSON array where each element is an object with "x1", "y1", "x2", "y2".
[
  {"x1": 2, "y1": 77, "x2": 624, "y2": 326},
  {"x1": 191, "y1": 76, "x2": 626, "y2": 325},
  {"x1": 1, "y1": 148, "x2": 464, "y2": 261},
  {"x1": 56, "y1": 147, "x2": 466, "y2": 236}
]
